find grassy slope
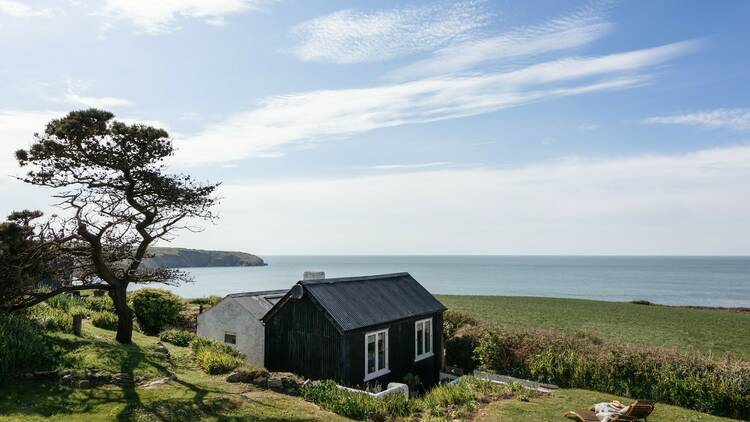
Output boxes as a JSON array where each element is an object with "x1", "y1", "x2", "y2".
[
  {"x1": 0, "y1": 322, "x2": 348, "y2": 422},
  {"x1": 437, "y1": 295, "x2": 750, "y2": 359},
  {"x1": 477, "y1": 388, "x2": 736, "y2": 422}
]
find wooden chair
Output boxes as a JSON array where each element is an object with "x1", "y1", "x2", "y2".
[{"x1": 564, "y1": 400, "x2": 656, "y2": 422}]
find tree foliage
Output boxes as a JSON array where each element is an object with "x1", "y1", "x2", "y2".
[{"x1": 14, "y1": 109, "x2": 219, "y2": 343}]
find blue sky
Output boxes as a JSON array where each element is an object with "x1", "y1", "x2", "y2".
[{"x1": 1, "y1": 0, "x2": 749, "y2": 255}]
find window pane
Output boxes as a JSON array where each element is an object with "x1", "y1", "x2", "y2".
[
  {"x1": 367, "y1": 335, "x2": 376, "y2": 374},
  {"x1": 416, "y1": 323, "x2": 424, "y2": 356},
  {"x1": 224, "y1": 333, "x2": 236, "y2": 345},
  {"x1": 377, "y1": 332, "x2": 386, "y2": 371},
  {"x1": 425, "y1": 321, "x2": 431, "y2": 353}
]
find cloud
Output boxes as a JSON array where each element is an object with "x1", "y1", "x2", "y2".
[
  {"x1": 288, "y1": 0, "x2": 490, "y2": 64},
  {"x1": 388, "y1": 5, "x2": 613, "y2": 80},
  {"x1": 0, "y1": 110, "x2": 62, "y2": 185},
  {"x1": 0, "y1": 0, "x2": 51, "y2": 17},
  {"x1": 174, "y1": 41, "x2": 699, "y2": 166},
  {"x1": 62, "y1": 93, "x2": 134, "y2": 108},
  {"x1": 100, "y1": 0, "x2": 268, "y2": 34},
  {"x1": 170, "y1": 145, "x2": 750, "y2": 255},
  {"x1": 644, "y1": 109, "x2": 750, "y2": 131},
  {"x1": 355, "y1": 162, "x2": 453, "y2": 171}
]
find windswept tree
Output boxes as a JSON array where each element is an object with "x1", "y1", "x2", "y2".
[
  {"x1": 0, "y1": 210, "x2": 63, "y2": 313},
  {"x1": 15, "y1": 109, "x2": 219, "y2": 343}
]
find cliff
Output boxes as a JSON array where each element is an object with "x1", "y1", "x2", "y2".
[{"x1": 145, "y1": 247, "x2": 267, "y2": 268}]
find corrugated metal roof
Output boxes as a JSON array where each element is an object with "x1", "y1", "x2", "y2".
[
  {"x1": 228, "y1": 289, "x2": 287, "y2": 319},
  {"x1": 299, "y1": 273, "x2": 446, "y2": 332}
]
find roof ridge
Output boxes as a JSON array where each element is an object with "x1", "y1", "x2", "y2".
[
  {"x1": 298, "y1": 272, "x2": 411, "y2": 285},
  {"x1": 229, "y1": 289, "x2": 288, "y2": 298}
]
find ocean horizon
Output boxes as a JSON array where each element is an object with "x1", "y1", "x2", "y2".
[{"x1": 153, "y1": 255, "x2": 750, "y2": 308}]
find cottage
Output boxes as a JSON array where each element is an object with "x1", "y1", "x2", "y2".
[
  {"x1": 262, "y1": 272, "x2": 446, "y2": 388},
  {"x1": 196, "y1": 289, "x2": 286, "y2": 367}
]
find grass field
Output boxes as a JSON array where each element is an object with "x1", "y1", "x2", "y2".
[
  {"x1": 437, "y1": 295, "x2": 750, "y2": 360},
  {"x1": 477, "y1": 388, "x2": 736, "y2": 422},
  {"x1": 0, "y1": 322, "x2": 347, "y2": 422}
]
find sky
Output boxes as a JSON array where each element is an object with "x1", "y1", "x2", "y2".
[{"x1": 1, "y1": 0, "x2": 749, "y2": 255}]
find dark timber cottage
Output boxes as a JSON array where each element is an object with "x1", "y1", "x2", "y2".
[{"x1": 261, "y1": 273, "x2": 446, "y2": 387}]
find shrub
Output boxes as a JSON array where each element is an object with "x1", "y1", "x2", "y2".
[
  {"x1": 302, "y1": 380, "x2": 412, "y2": 421},
  {"x1": 189, "y1": 296, "x2": 222, "y2": 306},
  {"x1": 159, "y1": 329, "x2": 196, "y2": 347},
  {"x1": 27, "y1": 304, "x2": 73, "y2": 332},
  {"x1": 83, "y1": 295, "x2": 115, "y2": 313},
  {"x1": 445, "y1": 324, "x2": 483, "y2": 373},
  {"x1": 0, "y1": 315, "x2": 51, "y2": 376},
  {"x1": 68, "y1": 305, "x2": 90, "y2": 318},
  {"x1": 473, "y1": 326, "x2": 750, "y2": 420},
  {"x1": 195, "y1": 348, "x2": 243, "y2": 374},
  {"x1": 443, "y1": 309, "x2": 480, "y2": 339},
  {"x1": 91, "y1": 311, "x2": 119, "y2": 331},
  {"x1": 129, "y1": 288, "x2": 185, "y2": 335},
  {"x1": 190, "y1": 336, "x2": 243, "y2": 358},
  {"x1": 46, "y1": 294, "x2": 81, "y2": 311}
]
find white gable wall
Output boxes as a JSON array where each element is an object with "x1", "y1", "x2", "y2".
[{"x1": 196, "y1": 297, "x2": 265, "y2": 367}]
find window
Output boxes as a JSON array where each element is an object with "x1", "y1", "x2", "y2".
[
  {"x1": 415, "y1": 318, "x2": 433, "y2": 361},
  {"x1": 224, "y1": 332, "x2": 237, "y2": 345},
  {"x1": 364, "y1": 328, "x2": 389, "y2": 381}
]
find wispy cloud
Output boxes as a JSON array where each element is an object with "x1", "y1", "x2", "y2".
[
  {"x1": 0, "y1": 0, "x2": 51, "y2": 17},
  {"x1": 52, "y1": 80, "x2": 134, "y2": 109},
  {"x1": 174, "y1": 41, "x2": 699, "y2": 166},
  {"x1": 644, "y1": 109, "x2": 750, "y2": 131},
  {"x1": 173, "y1": 145, "x2": 750, "y2": 255},
  {"x1": 99, "y1": 0, "x2": 269, "y2": 34},
  {"x1": 355, "y1": 162, "x2": 453, "y2": 171},
  {"x1": 288, "y1": 0, "x2": 490, "y2": 64},
  {"x1": 388, "y1": 5, "x2": 613, "y2": 80},
  {"x1": 0, "y1": 110, "x2": 62, "y2": 183}
]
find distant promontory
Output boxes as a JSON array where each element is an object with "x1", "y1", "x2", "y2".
[{"x1": 145, "y1": 247, "x2": 267, "y2": 268}]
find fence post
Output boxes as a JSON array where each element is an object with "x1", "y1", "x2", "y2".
[{"x1": 73, "y1": 315, "x2": 83, "y2": 336}]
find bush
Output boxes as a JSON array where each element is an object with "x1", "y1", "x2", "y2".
[
  {"x1": 91, "y1": 311, "x2": 119, "y2": 331},
  {"x1": 473, "y1": 326, "x2": 750, "y2": 420},
  {"x1": 190, "y1": 336, "x2": 243, "y2": 358},
  {"x1": 190, "y1": 336, "x2": 245, "y2": 374},
  {"x1": 302, "y1": 380, "x2": 412, "y2": 421},
  {"x1": 445, "y1": 324, "x2": 483, "y2": 373},
  {"x1": 27, "y1": 304, "x2": 73, "y2": 332},
  {"x1": 159, "y1": 329, "x2": 196, "y2": 347},
  {"x1": 189, "y1": 296, "x2": 222, "y2": 306},
  {"x1": 0, "y1": 315, "x2": 51, "y2": 376},
  {"x1": 83, "y1": 295, "x2": 115, "y2": 313},
  {"x1": 443, "y1": 309, "x2": 480, "y2": 339},
  {"x1": 129, "y1": 288, "x2": 185, "y2": 335},
  {"x1": 195, "y1": 348, "x2": 243, "y2": 374},
  {"x1": 46, "y1": 294, "x2": 81, "y2": 311},
  {"x1": 68, "y1": 305, "x2": 90, "y2": 318}
]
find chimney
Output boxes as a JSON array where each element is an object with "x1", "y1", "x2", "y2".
[{"x1": 303, "y1": 271, "x2": 325, "y2": 281}]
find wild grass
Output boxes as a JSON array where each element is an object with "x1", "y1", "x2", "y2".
[
  {"x1": 442, "y1": 305, "x2": 750, "y2": 419},
  {"x1": 0, "y1": 314, "x2": 52, "y2": 376},
  {"x1": 90, "y1": 311, "x2": 118, "y2": 331},
  {"x1": 158, "y1": 329, "x2": 195, "y2": 347},
  {"x1": 190, "y1": 336, "x2": 244, "y2": 374}
]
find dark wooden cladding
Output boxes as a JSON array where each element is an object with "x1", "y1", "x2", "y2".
[{"x1": 264, "y1": 293, "x2": 347, "y2": 383}]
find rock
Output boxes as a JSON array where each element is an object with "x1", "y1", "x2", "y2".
[
  {"x1": 18, "y1": 373, "x2": 35, "y2": 380},
  {"x1": 77, "y1": 380, "x2": 91, "y2": 389},
  {"x1": 252, "y1": 376, "x2": 268, "y2": 386},
  {"x1": 61, "y1": 374, "x2": 75, "y2": 385},
  {"x1": 268, "y1": 378, "x2": 283, "y2": 389},
  {"x1": 141, "y1": 375, "x2": 175, "y2": 389},
  {"x1": 226, "y1": 372, "x2": 244, "y2": 383},
  {"x1": 58, "y1": 369, "x2": 72, "y2": 377},
  {"x1": 33, "y1": 370, "x2": 58, "y2": 378}
]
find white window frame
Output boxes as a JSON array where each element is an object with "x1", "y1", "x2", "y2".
[
  {"x1": 415, "y1": 318, "x2": 434, "y2": 362},
  {"x1": 364, "y1": 328, "x2": 389, "y2": 381}
]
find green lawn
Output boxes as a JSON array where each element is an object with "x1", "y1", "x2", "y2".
[
  {"x1": 0, "y1": 322, "x2": 348, "y2": 422},
  {"x1": 437, "y1": 295, "x2": 750, "y2": 359},
  {"x1": 477, "y1": 388, "x2": 736, "y2": 422}
]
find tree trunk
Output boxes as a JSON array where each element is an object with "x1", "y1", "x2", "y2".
[{"x1": 110, "y1": 283, "x2": 133, "y2": 344}]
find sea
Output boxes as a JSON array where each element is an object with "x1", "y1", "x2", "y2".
[{"x1": 158, "y1": 255, "x2": 750, "y2": 308}]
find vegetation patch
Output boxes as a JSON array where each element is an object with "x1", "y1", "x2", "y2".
[
  {"x1": 442, "y1": 306, "x2": 750, "y2": 420},
  {"x1": 90, "y1": 311, "x2": 118, "y2": 331},
  {"x1": 190, "y1": 337, "x2": 244, "y2": 375},
  {"x1": 129, "y1": 289, "x2": 186, "y2": 335},
  {"x1": 0, "y1": 314, "x2": 52, "y2": 376},
  {"x1": 159, "y1": 329, "x2": 196, "y2": 347}
]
